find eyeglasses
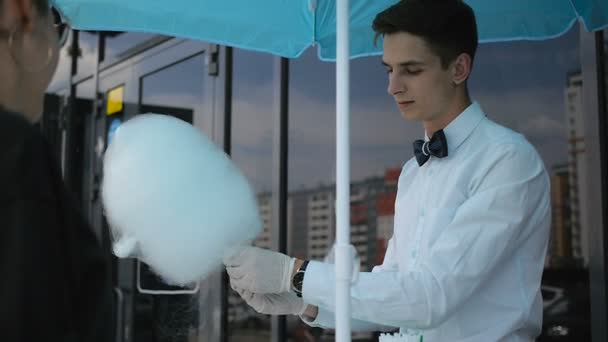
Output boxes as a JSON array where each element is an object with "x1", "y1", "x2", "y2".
[{"x1": 51, "y1": 6, "x2": 70, "y2": 47}]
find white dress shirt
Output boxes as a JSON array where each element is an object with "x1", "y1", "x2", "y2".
[{"x1": 301, "y1": 102, "x2": 551, "y2": 341}]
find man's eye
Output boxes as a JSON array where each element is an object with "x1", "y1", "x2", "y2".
[{"x1": 405, "y1": 69, "x2": 422, "y2": 75}]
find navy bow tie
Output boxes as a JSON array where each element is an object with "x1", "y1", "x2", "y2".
[{"x1": 413, "y1": 129, "x2": 448, "y2": 166}]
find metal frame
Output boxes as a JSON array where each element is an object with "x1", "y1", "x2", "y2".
[
  {"x1": 580, "y1": 28, "x2": 608, "y2": 342},
  {"x1": 216, "y1": 49, "x2": 290, "y2": 342},
  {"x1": 219, "y1": 46, "x2": 233, "y2": 342},
  {"x1": 270, "y1": 56, "x2": 290, "y2": 342},
  {"x1": 592, "y1": 29, "x2": 608, "y2": 342}
]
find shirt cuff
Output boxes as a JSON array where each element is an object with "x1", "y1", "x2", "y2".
[
  {"x1": 300, "y1": 305, "x2": 335, "y2": 328},
  {"x1": 302, "y1": 260, "x2": 333, "y2": 308}
]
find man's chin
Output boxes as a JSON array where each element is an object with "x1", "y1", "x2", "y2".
[{"x1": 400, "y1": 110, "x2": 420, "y2": 121}]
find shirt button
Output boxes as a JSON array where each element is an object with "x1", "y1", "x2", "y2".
[
  {"x1": 429, "y1": 169, "x2": 434, "y2": 176},
  {"x1": 411, "y1": 251, "x2": 417, "y2": 258},
  {"x1": 420, "y1": 209, "x2": 425, "y2": 217}
]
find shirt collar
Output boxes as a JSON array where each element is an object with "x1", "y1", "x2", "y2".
[{"x1": 425, "y1": 101, "x2": 485, "y2": 152}]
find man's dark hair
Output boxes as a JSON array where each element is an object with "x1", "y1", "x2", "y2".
[{"x1": 373, "y1": 0, "x2": 478, "y2": 69}]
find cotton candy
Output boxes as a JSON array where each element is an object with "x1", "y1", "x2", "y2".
[{"x1": 102, "y1": 114, "x2": 261, "y2": 286}]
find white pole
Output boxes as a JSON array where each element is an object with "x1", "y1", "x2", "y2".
[{"x1": 335, "y1": 0, "x2": 352, "y2": 341}]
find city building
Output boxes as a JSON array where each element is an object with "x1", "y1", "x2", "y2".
[
  {"x1": 564, "y1": 71, "x2": 590, "y2": 265},
  {"x1": 548, "y1": 164, "x2": 574, "y2": 267}
]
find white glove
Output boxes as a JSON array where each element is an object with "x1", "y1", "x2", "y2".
[
  {"x1": 232, "y1": 284, "x2": 306, "y2": 316},
  {"x1": 224, "y1": 246, "x2": 294, "y2": 294}
]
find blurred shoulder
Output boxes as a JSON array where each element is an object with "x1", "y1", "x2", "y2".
[{"x1": 0, "y1": 108, "x2": 33, "y2": 134}]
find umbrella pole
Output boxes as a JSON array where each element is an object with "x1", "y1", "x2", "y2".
[{"x1": 335, "y1": 0, "x2": 352, "y2": 341}]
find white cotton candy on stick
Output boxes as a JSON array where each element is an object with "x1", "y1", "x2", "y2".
[{"x1": 102, "y1": 114, "x2": 261, "y2": 286}]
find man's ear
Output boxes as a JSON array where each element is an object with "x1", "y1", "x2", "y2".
[{"x1": 451, "y1": 53, "x2": 472, "y2": 86}]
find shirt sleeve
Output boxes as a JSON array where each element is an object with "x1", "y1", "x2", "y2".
[
  {"x1": 302, "y1": 142, "x2": 550, "y2": 329},
  {"x1": 300, "y1": 304, "x2": 398, "y2": 332}
]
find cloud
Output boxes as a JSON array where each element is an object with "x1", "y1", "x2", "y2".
[
  {"x1": 518, "y1": 115, "x2": 566, "y2": 139},
  {"x1": 474, "y1": 87, "x2": 567, "y2": 132},
  {"x1": 473, "y1": 86, "x2": 570, "y2": 170},
  {"x1": 475, "y1": 24, "x2": 579, "y2": 69}
]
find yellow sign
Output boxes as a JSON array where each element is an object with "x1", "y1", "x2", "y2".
[{"x1": 106, "y1": 86, "x2": 124, "y2": 116}]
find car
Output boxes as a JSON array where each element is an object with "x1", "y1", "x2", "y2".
[{"x1": 539, "y1": 269, "x2": 590, "y2": 341}]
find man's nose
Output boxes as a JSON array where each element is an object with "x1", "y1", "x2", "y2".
[{"x1": 387, "y1": 74, "x2": 404, "y2": 96}]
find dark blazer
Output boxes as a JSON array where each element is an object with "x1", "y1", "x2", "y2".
[{"x1": 0, "y1": 109, "x2": 113, "y2": 341}]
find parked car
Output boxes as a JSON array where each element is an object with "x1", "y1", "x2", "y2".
[{"x1": 538, "y1": 268, "x2": 590, "y2": 342}]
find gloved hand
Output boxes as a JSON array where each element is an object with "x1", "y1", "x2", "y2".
[
  {"x1": 223, "y1": 246, "x2": 294, "y2": 294},
  {"x1": 232, "y1": 284, "x2": 307, "y2": 316}
]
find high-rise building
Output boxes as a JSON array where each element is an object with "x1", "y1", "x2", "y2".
[
  {"x1": 254, "y1": 193, "x2": 273, "y2": 249},
  {"x1": 548, "y1": 164, "x2": 573, "y2": 267},
  {"x1": 285, "y1": 168, "x2": 400, "y2": 270},
  {"x1": 564, "y1": 71, "x2": 589, "y2": 265},
  {"x1": 307, "y1": 188, "x2": 336, "y2": 260},
  {"x1": 375, "y1": 168, "x2": 400, "y2": 265},
  {"x1": 349, "y1": 175, "x2": 395, "y2": 271},
  {"x1": 288, "y1": 192, "x2": 308, "y2": 260},
  {"x1": 350, "y1": 186, "x2": 371, "y2": 269},
  {"x1": 231, "y1": 167, "x2": 403, "y2": 326}
]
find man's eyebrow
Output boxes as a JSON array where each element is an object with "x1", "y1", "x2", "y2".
[{"x1": 381, "y1": 60, "x2": 426, "y2": 67}]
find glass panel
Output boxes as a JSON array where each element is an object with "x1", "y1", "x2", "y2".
[
  {"x1": 227, "y1": 49, "x2": 275, "y2": 341},
  {"x1": 47, "y1": 29, "x2": 75, "y2": 92},
  {"x1": 104, "y1": 32, "x2": 164, "y2": 63},
  {"x1": 133, "y1": 54, "x2": 206, "y2": 342},
  {"x1": 287, "y1": 24, "x2": 589, "y2": 341},
  {"x1": 140, "y1": 54, "x2": 206, "y2": 123},
  {"x1": 74, "y1": 78, "x2": 96, "y2": 216},
  {"x1": 41, "y1": 91, "x2": 68, "y2": 162},
  {"x1": 77, "y1": 31, "x2": 98, "y2": 76},
  {"x1": 288, "y1": 47, "x2": 410, "y2": 341},
  {"x1": 60, "y1": 77, "x2": 94, "y2": 205}
]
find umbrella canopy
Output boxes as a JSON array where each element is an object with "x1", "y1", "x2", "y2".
[{"x1": 52, "y1": 0, "x2": 608, "y2": 60}]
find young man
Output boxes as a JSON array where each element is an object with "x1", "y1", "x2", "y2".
[{"x1": 224, "y1": 0, "x2": 551, "y2": 340}]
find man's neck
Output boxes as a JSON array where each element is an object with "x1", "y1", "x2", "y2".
[{"x1": 424, "y1": 96, "x2": 471, "y2": 137}]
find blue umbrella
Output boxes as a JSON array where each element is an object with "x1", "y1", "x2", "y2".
[
  {"x1": 52, "y1": 0, "x2": 607, "y2": 60},
  {"x1": 50, "y1": 0, "x2": 608, "y2": 341}
]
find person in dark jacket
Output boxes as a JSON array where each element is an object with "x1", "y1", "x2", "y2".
[{"x1": 0, "y1": 0, "x2": 113, "y2": 340}]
